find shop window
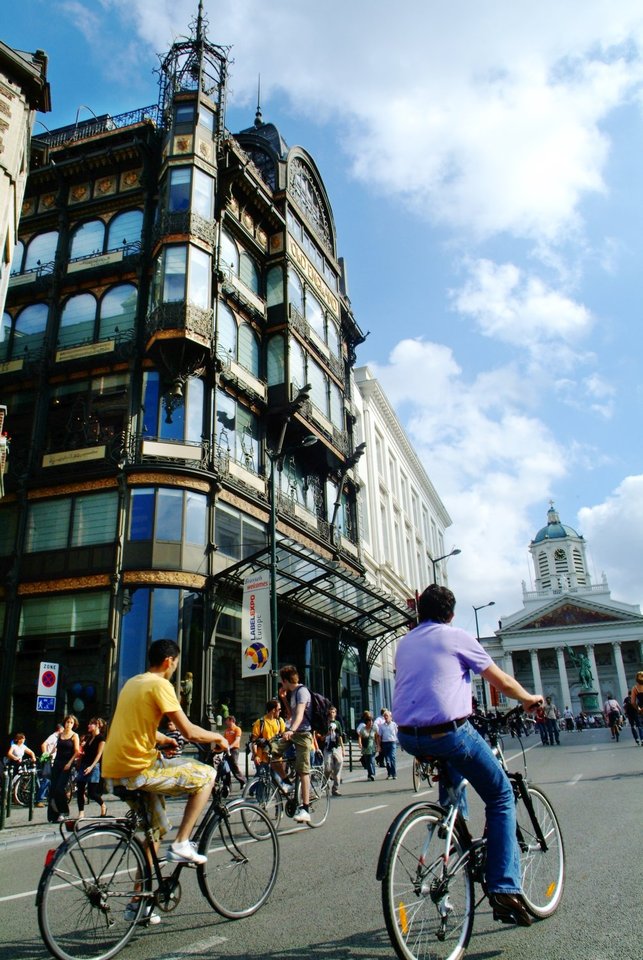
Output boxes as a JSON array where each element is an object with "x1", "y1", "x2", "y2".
[
  {"x1": 128, "y1": 487, "x2": 207, "y2": 545},
  {"x1": 70, "y1": 220, "x2": 105, "y2": 260},
  {"x1": 45, "y1": 374, "x2": 128, "y2": 453},
  {"x1": 3, "y1": 302, "x2": 49, "y2": 361},
  {"x1": 215, "y1": 503, "x2": 266, "y2": 560},
  {"x1": 99, "y1": 284, "x2": 137, "y2": 339},
  {"x1": 151, "y1": 244, "x2": 210, "y2": 307},
  {"x1": 58, "y1": 293, "x2": 97, "y2": 348},
  {"x1": 106, "y1": 209, "x2": 143, "y2": 251},
  {"x1": 25, "y1": 492, "x2": 118, "y2": 552}
]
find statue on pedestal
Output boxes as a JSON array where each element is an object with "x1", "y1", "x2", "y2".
[{"x1": 565, "y1": 645, "x2": 594, "y2": 689}]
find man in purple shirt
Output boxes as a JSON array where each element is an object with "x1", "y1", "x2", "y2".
[{"x1": 393, "y1": 584, "x2": 541, "y2": 928}]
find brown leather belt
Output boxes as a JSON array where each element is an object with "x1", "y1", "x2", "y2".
[{"x1": 398, "y1": 716, "x2": 468, "y2": 737}]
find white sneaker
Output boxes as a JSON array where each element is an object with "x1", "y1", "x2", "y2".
[
  {"x1": 293, "y1": 806, "x2": 311, "y2": 823},
  {"x1": 167, "y1": 840, "x2": 207, "y2": 865},
  {"x1": 124, "y1": 902, "x2": 161, "y2": 925}
]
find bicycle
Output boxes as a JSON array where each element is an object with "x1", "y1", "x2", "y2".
[
  {"x1": 412, "y1": 757, "x2": 433, "y2": 793},
  {"x1": 377, "y1": 706, "x2": 565, "y2": 960},
  {"x1": 36, "y1": 754, "x2": 279, "y2": 960},
  {"x1": 243, "y1": 736, "x2": 331, "y2": 832},
  {"x1": 12, "y1": 760, "x2": 53, "y2": 806}
]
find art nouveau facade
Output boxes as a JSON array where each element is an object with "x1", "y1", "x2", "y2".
[
  {"x1": 353, "y1": 365, "x2": 454, "y2": 714},
  {"x1": 484, "y1": 504, "x2": 643, "y2": 713},
  {"x1": 0, "y1": 12, "x2": 413, "y2": 740}
]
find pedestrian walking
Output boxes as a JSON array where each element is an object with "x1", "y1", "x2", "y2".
[
  {"x1": 535, "y1": 703, "x2": 548, "y2": 744},
  {"x1": 76, "y1": 717, "x2": 107, "y2": 818},
  {"x1": 623, "y1": 695, "x2": 642, "y2": 745},
  {"x1": 603, "y1": 693, "x2": 622, "y2": 741},
  {"x1": 356, "y1": 711, "x2": 377, "y2": 781},
  {"x1": 562, "y1": 706, "x2": 574, "y2": 732},
  {"x1": 321, "y1": 705, "x2": 345, "y2": 796},
  {"x1": 48, "y1": 715, "x2": 80, "y2": 823},
  {"x1": 36, "y1": 723, "x2": 63, "y2": 806},
  {"x1": 376, "y1": 708, "x2": 399, "y2": 779},
  {"x1": 543, "y1": 697, "x2": 560, "y2": 745}
]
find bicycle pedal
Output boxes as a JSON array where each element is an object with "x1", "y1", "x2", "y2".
[{"x1": 493, "y1": 909, "x2": 519, "y2": 925}]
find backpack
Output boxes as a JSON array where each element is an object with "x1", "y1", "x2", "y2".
[{"x1": 309, "y1": 691, "x2": 333, "y2": 735}]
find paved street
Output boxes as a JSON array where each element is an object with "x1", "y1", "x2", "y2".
[{"x1": 0, "y1": 728, "x2": 639, "y2": 960}]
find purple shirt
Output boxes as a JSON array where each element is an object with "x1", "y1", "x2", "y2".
[{"x1": 392, "y1": 620, "x2": 492, "y2": 726}]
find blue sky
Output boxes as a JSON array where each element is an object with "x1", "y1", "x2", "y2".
[{"x1": 6, "y1": 0, "x2": 643, "y2": 636}]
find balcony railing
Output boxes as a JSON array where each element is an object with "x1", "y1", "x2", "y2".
[{"x1": 34, "y1": 105, "x2": 162, "y2": 149}]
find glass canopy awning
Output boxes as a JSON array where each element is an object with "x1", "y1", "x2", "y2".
[{"x1": 211, "y1": 537, "x2": 414, "y2": 642}]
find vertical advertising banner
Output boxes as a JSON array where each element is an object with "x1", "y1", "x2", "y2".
[{"x1": 241, "y1": 572, "x2": 272, "y2": 679}]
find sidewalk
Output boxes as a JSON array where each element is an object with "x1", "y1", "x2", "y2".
[{"x1": 0, "y1": 796, "x2": 133, "y2": 849}]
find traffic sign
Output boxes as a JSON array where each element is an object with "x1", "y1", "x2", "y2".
[
  {"x1": 37, "y1": 662, "x2": 59, "y2": 698},
  {"x1": 37, "y1": 696, "x2": 56, "y2": 712}
]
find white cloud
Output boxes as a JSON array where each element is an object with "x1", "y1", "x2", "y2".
[
  {"x1": 452, "y1": 259, "x2": 594, "y2": 354},
  {"x1": 370, "y1": 339, "x2": 568, "y2": 626},
  {"x1": 98, "y1": 0, "x2": 643, "y2": 243},
  {"x1": 578, "y1": 477, "x2": 643, "y2": 606}
]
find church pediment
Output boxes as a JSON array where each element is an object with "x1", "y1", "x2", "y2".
[{"x1": 520, "y1": 603, "x2": 620, "y2": 629}]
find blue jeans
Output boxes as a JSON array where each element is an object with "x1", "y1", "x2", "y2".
[
  {"x1": 380, "y1": 741, "x2": 397, "y2": 777},
  {"x1": 545, "y1": 718, "x2": 559, "y2": 744},
  {"x1": 398, "y1": 721, "x2": 521, "y2": 894}
]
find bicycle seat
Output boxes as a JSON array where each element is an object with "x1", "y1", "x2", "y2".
[{"x1": 112, "y1": 785, "x2": 145, "y2": 801}]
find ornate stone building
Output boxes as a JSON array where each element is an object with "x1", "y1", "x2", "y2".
[
  {"x1": 482, "y1": 504, "x2": 643, "y2": 714},
  {"x1": 0, "y1": 9, "x2": 412, "y2": 740}
]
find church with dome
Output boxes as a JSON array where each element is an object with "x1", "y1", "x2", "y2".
[{"x1": 481, "y1": 504, "x2": 643, "y2": 715}]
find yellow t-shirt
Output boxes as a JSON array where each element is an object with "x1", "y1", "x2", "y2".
[
  {"x1": 102, "y1": 671, "x2": 180, "y2": 779},
  {"x1": 251, "y1": 715, "x2": 285, "y2": 764}
]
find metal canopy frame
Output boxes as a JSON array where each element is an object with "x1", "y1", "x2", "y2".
[{"x1": 211, "y1": 536, "x2": 413, "y2": 642}]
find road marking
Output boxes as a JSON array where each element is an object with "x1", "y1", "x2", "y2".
[
  {"x1": 0, "y1": 889, "x2": 37, "y2": 903},
  {"x1": 568, "y1": 774, "x2": 583, "y2": 786},
  {"x1": 355, "y1": 804, "x2": 388, "y2": 814},
  {"x1": 156, "y1": 936, "x2": 228, "y2": 958}
]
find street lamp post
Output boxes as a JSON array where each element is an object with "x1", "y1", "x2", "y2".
[
  {"x1": 473, "y1": 601, "x2": 495, "y2": 712},
  {"x1": 430, "y1": 548, "x2": 461, "y2": 584}
]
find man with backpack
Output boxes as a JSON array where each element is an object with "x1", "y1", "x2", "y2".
[
  {"x1": 250, "y1": 698, "x2": 287, "y2": 778},
  {"x1": 273, "y1": 664, "x2": 313, "y2": 823}
]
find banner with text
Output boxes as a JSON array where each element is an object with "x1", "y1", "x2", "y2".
[{"x1": 241, "y1": 572, "x2": 272, "y2": 679}]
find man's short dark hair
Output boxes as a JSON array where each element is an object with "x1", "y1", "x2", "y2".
[
  {"x1": 265, "y1": 698, "x2": 280, "y2": 713},
  {"x1": 280, "y1": 664, "x2": 299, "y2": 683},
  {"x1": 148, "y1": 638, "x2": 180, "y2": 667},
  {"x1": 417, "y1": 584, "x2": 456, "y2": 624}
]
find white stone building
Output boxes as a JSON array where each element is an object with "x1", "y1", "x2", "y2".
[
  {"x1": 485, "y1": 503, "x2": 643, "y2": 715},
  {"x1": 352, "y1": 365, "x2": 454, "y2": 710}
]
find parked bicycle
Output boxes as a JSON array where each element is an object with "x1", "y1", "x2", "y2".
[
  {"x1": 411, "y1": 757, "x2": 433, "y2": 794},
  {"x1": 37, "y1": 754, "x2": 279, "y2": 960},
  {"x1": 377, "y1": 705, "x2": 564, "y2": 960},
  {"x1": 243, "y1": 735, "x2": 331, "y2": 832}
]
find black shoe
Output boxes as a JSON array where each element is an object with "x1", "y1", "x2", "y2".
[{"x1": 489, "y1": 893, "x2": 532, "y2": 927}]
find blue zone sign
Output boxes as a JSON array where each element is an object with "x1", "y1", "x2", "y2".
[{"x1": 36, "y1": 696, "x2": 56, "y2": 712}]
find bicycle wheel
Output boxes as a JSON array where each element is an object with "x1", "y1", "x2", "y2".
[
  {"x1": 516, "y1": 785, "x2": 564, "y2": 917},
  {"x1": 382, "y1": 807, "x2": 474, "y2": 960},
  {"x1": 307, "y1": 767, "x2": 330, "y2": 827},
  {"x1": 14, "y1": 771, "x2": 32, "y2": 806},
  {"x1": 38, "y1": 825, "x2": 151, "y2": 960},
  {"x1": 197, "y1": 801, "x2": 279, "y2": 919},
  {"x1": 412, "y1": 759, "x2": 421, "y2": 793},
  {"x1": 242, "y1": 775, "x2": 284, "y2": 836}
]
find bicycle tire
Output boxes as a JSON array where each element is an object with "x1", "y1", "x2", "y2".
[
  {"x1": 516, "y1": 785, "x2": 565, "y2": 917},
  {"x1": 242, "y1": 775, "x2": 284, "y2": 836},
  {"x1": 37, "y1": 824, "x2": 151, "y2": 960},
  {"x1": 197, "y1": 801, "x2": 279, "y2": 919},
  {"x1": 306, "y1": 767, "x2": 330, "y2": 827},
  {"x1": 412, "y1": 759, "x2": 421, "y2": 793},
  {"x1": 381, "y1": 806, "x2": 474, "y2": 960},
  {"x1": 14, "y1": 771, "x2": 33, "y2": 806}
]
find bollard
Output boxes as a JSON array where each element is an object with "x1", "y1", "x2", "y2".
[
  {"x1": 28, "y1": 763, "x2": 36, "y2": 822},
  {"x1": 0, "y1": 767, "x2": 7, "y2": 830}
]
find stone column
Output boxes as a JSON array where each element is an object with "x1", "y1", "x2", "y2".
[
  {"x1": 556, "y1": 647, "x2": 572, "y2": 709},
  {"x1": 503, "y1": 651, "x2": 515, "y2": 678},
  {"x1": 586, "y1": 644, "x2": 602, "y2": 703},
  {"x1": 612, "y1": 642, "x2": 628, "y2": 701},
  {"x1": 530, "y1": 649, "x2": 543, "y2": 694}
]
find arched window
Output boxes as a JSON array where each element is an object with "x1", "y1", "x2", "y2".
[
  {"x1": 267, "y1": 266, "x2": 283, "y2": 306},
  {"x1": 0, "y1": 311, "x2": 12, "y2": 362},
  {"x1": 288, "y1": 269, "x2": 304, "y2": 315},
  {"x1": 58, "y1": 293, "x2": 97, "y2": 348},
  {"x1": 306, "y1": 290, "x2": 325, "y2": 340},
  {"x1": 238, "y1": 323, "x2": 259, "y2": 376},
  {"x1": 99, "y1": 284, "x2": 137, "y2": 340},
  {"x1": 267, "y1": 335, "x2": 285, "y2": 385},
  {"x1": 10, "y1": 240, "x2": 24, "y2": 275},
  {"x1": 24, "y1": 231, "x2": 58, "y2": 272},
  {"x1": 308, "y1": 357, "x2": 328, "y2": 416},
  {"x1": 220, "y1": 230, "x2": 238, "y2": 276},
  {"x1": 329, "y1": 381, "x2": 343, "y2": 429},
  {"x1": 289, "y1": 337, "x2": 306, "y2": 389},
  {"x1": 107, "y1": 209, "x2": 143, "y2": 251},
  {"x1": 239, "y1": 250, "x2": 260, "y2": 294},
  {"x1": 327, "y1": 318, "x2": 341, "y2": 357},
  {"x1": 70, "y1": 220, "x2": 105, "y2": 260},
  {"x1": 216, "y1": 301, "x2": 237, "y2": 359},
  {"x1": 12, "y1": 303, "x2": 49, "y2": 358}
]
